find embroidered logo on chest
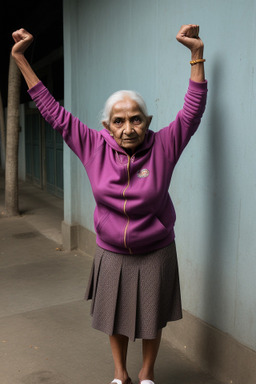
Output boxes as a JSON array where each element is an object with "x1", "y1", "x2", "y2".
[{"x1": 137, "y1": 169, "x2": 150, "y2": 178}]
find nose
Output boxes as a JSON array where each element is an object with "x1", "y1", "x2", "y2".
[{"x1": 123, "y1": 121, "x2": 133, "y2": 135}]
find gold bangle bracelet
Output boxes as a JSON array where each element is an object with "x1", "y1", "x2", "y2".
[{"x1": 190, "y1": 59, "x2": 206, "y2": 65}]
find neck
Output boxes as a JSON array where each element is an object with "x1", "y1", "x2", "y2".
[{"x1": 123, "y1": 148, "x2": 134, "y2": 156}]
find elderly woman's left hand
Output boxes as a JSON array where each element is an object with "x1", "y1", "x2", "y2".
[
  {"x1": 176, "y1": 24, "x2": 204, "y2": 54},
  {"x1": 176, "y1": 24, "x2": 205, "y2": 82}
]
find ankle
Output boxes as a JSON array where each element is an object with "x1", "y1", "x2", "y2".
[
  {"x1": 138, "y1": 368, "x2": 154, "y2": 381},
  {"x1": 114, "y1": 369, "x2": 129, "y2": 381}
]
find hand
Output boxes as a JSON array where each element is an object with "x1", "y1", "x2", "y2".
[
  {"x1": 176, "y1": 24, "x2": 204, "y2": 57},
  {"x1": 12, "y1": 28, "x2": 34, "y2": 57}
]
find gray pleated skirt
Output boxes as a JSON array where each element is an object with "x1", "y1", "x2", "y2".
[{"x1": 85, "y1": 241, "x2": 182, "y2": 341}]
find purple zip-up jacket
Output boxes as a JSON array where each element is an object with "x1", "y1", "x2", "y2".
[{"x1": 28, "y1": 79, "x2": 207, "y2": 255}]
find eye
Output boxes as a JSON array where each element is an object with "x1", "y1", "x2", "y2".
[
  {"x1": 113, "y1": 118, "x2": 123, "y2": 126},
  {"x1": 131, "y1": 116, "x2": 142, "y2": 125}
]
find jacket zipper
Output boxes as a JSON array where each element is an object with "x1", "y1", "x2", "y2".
[{"x1": 123, "y1": 155, "x2": 132, "y2": 254}]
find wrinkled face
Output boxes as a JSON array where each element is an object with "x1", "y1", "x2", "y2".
[{"x1": 103, "y1": 97, "x2": 152, "y2": 154}]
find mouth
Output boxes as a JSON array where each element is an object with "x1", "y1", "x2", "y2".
[{"x1": 123, "y1": 137, "x2": 137, "y2": 142}]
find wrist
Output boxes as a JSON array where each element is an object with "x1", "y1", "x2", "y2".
[
  {"x1": 191, "y1": 46, "x2": 204, "y2": 61},
  {"x1": 12, "y1": 52, "x2": 26, "y2": 63}
]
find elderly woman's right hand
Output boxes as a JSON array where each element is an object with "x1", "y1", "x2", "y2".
[
  {"x1": 11, "y1": 29, "x2": 40, "y2": 89},
  {"x1": 12, "y1": 28, "x2": 34, "y2": 57}
]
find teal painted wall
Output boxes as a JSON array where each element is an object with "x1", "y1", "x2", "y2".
[{"x1": 63, "y1": 0, "x2": 256, "y2": 351}]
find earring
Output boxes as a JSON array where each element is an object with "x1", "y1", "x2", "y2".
[{"x1": 110, "y1": 133, "x2": 114, "y2": 137}]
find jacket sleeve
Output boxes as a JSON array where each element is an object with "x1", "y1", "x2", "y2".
[
  {"x1": 28, "y1": 81, "x2": 102, "y2": 166},
  {"x1": 157, "y1": 79, "x2": 208, "y2": 165}
]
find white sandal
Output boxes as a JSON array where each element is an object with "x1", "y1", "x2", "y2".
[{"x1": 111, "y1": 379, "x2": 133, "y2": 384}]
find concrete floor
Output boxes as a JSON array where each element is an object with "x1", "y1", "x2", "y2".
[{"x1": 0, "y1": 173, "x2": 224, "y2": 384}]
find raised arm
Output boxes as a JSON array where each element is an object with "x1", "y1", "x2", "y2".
[
  {"x1": 11, "y1": 28, "x2": 102, "y2": 166},
  {"x1": 176, "y1": 24, "x2": 205, "y2": 83},
  {"x1": 12, "y1": 29, "x2": 40, "y2": 89}
]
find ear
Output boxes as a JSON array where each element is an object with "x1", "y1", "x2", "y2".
[
  {"x1": 102, "y1": 121, "x2": 110, "y2": 130},
  {"x1": 146, "y1": 115, "x2": 153, "y2": 129},
  {"x1": 102, "y1": 121, "x2": 114, "y2": 137}
]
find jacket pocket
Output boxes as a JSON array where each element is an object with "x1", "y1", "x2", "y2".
[
  {"x1": 94, "y1": 206, "x2": 125, "y2": 247},
  {"x1": 128, "y1": 215, "x2": 171, "y2": 248},
  {"x1": 95, "y1": 207, "x2": 110, "y2": 233}
]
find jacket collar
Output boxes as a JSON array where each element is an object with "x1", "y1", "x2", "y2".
[{"x1": 100, "y1": 128, "x2": 155, "y2": 156}]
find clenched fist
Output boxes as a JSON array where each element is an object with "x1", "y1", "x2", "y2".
[
  {"x1": 12, "y1": 28, "x2": 34, "y2": 57},
  {"x1": 176, "y1": 24, "x2": 204, "y2": 53}
]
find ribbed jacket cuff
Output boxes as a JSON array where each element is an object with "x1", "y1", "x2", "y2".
[
  {"x1": 27, "y1": 81, "x2": 45, "y2": 98},
  {"x1": 189, "y1": 78, "x2": 208, "y2": 92}
]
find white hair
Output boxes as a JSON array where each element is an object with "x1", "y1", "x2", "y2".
[{"x1": 101, "y1": 90, "x2": 149, "y2": 124}]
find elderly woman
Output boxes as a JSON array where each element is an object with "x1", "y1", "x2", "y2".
[{"x1": 12, "y1": 24, "x2": 207, "y2": 384}]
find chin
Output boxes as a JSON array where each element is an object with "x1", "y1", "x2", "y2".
[{"x1": 124, "y1": 144, "x2": 137, "y2": 150}]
